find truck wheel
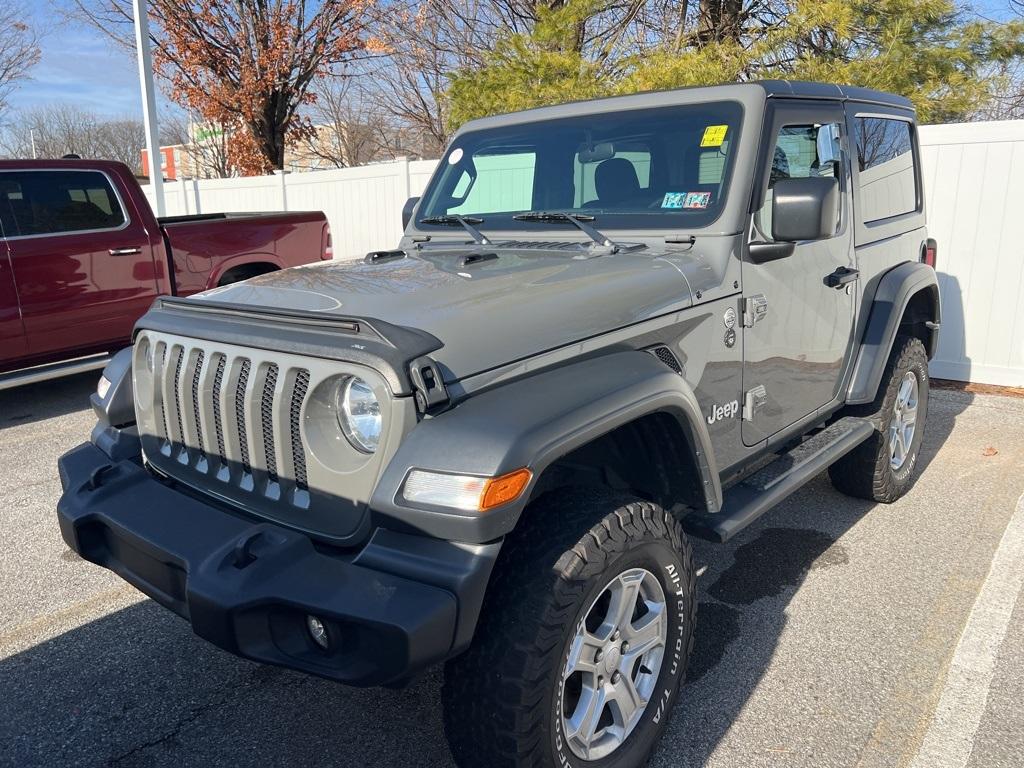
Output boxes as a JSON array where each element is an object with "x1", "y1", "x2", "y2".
[
  {"x1": 442, "y1": 489, "x2": 696, "y2": 768},
  {"x1": 829, "y1": 335, "x2": 929, "y2": 502}
]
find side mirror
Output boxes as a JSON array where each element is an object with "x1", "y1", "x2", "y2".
[
  {"x1": 771, "y1": 176, "x2": 839, "y2": 242},
  {"x1": 402, "y1": 196, "x2": 420, "y2": 230}
]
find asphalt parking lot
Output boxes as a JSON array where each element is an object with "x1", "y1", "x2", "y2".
[{"x1": 1, "y1": 373, "x2": 1023, "y2": 768}]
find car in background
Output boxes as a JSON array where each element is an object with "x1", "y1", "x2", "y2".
[{"x1": 0, "y1": 158, "x2": 331, "y2": 390}]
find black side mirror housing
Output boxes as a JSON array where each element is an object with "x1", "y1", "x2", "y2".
[
  {"x1": 770, "y1": 176, "x2": 839, "y2": 242},
  {"x1": 402, "y1": 196, "x2": 420, "y2": 230}
]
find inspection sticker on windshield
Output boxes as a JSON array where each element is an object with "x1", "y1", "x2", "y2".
[
  {"x1": 685, "y1": 192, "x2": 711, "y2": 209},
  {"x1": 662, "y1": 191, "x2": 712, "y2": 209},
  {"x1": 700, "y1": 125, "x2": 729, "y2": 147},
  {"x1": 447, "y1": 147, "x2": 464, "y2": 164}
]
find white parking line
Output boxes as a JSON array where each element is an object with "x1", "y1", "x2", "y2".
[{"x1": 910, "y1": 490, "x2": 1024, "y2": 768}]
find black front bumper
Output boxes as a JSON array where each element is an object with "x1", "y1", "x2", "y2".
[{"x1": 57, "y1": 442, "x2": 498, "y2": 687}]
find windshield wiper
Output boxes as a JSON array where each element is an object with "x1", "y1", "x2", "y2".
[
  {"x1": 418, "y1": 215, "x2": 490, "y2": 245},
  {"x1": 512, "y1": 211, "x2": 617, "y2": 252}
]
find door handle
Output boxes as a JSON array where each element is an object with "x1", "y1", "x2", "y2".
[
  {"x1": 109, "y1": 247, "x2": 142, "y2": 256},
  {"x1": 826, "y1": 266, "x2": 859, "y2": 289}
]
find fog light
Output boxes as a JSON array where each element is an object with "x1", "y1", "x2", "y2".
[{"x1": 306, "y1": 615, "x2": 329, "y2": 650}]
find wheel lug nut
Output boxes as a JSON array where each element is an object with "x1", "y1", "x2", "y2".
[
  {"x1": 621, "y1": 642, "x2": 629, "y2": 653},
  {"x1": 611, "y1": 672, "x2": 621, "y2": 684}
]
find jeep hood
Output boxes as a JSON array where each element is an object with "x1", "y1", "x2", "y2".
[{"x1": 198, "y1": 249, "x2": 698, "y2": 382}]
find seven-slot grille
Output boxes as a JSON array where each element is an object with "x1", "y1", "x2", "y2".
[{"x1": 144, "y1": 338, "x2": 310, "y2": 499}]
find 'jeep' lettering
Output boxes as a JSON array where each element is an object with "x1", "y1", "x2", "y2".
[{"x1": 706, "y1": 400, "x2": 740, "y2": 425}]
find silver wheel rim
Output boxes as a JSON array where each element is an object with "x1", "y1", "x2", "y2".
[
  {"x1": 560, "y1": 567, "x2": 667, "y2": 761},
  {"x1": 889, "y1": 371, "x2": 920, "y2": 470}
]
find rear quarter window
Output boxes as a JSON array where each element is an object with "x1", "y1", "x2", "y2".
[{"x1": 855, "y1": 117, "x2": 918, "y2": 223}]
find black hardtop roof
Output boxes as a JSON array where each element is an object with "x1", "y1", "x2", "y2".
[
  {"x1": 754, "y1": 79, "x2": 914, "y2": 109},
  {"x1": 455, "y1": 80, "x2": 915, "y2": 135}
]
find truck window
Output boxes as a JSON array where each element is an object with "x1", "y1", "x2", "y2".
[
  {"x1": 854, "y1": 117, "x2": 918, "y2": 223},
  {"x1": 755, "y1": 122, "x2": 843, "y2": 240},
  {"x1": 0, "y1": 170, "x2": 127, "y2": 238},
  {"x1": 0, "y1": 178, "x2": 20, "y2": 238}
]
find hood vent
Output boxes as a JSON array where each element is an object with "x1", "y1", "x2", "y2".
[
  {"x1": 649, "y1": 345, "x2": 683, "y2": 375},
  {"x1": 491, "y1": 240, "x2": 591, "y2": 251}
]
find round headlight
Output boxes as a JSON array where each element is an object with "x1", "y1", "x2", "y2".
[{"x1": 336, "y1": 376, "x2": 381, "y2": 453}]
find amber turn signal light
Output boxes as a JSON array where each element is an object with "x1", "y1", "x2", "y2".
[{"x1": 480, "y1": 468, "x2": 533, "y2": 511}]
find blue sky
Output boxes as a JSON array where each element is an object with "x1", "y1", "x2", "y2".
[
  {"x1": 7, "y1": 1, "x2": 169, "y2": 118},
  {"x1": 5, "y1": 0, "x2": 1022, "y2": 121}
]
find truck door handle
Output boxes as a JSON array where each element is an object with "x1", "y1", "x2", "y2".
[
  {"x1": 826, "y1": 266, "x2": 859, "y2": 288},
  {"x1": 109, "y1": 247, "x2": 142, "y2": 256}
]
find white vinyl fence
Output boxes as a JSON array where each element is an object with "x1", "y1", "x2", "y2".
[{"x1": 145, "y1": 123, "x2": 1024, "y2": 387}]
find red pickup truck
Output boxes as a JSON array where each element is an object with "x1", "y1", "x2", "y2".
[{"x1": 0, "y1": 159, "x2": 331, "y2": 389}]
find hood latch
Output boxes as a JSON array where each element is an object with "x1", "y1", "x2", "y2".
[{"x1": 409, "y1": 356, "x2": 449, "y2": 414}]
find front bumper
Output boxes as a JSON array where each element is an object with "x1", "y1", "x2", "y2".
[{"x1": 57, "y1": 441, "x2": 498, "y2": 687}]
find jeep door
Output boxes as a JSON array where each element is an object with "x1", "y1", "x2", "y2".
[{"x1": 740, "y1": 101, "x2": 856, "y2": 446}]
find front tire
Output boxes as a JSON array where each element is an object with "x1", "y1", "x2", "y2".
[
  {"x1": 829, "y1": 335, "x2": 929, "y2": 502},
  {"x1": 442, "y1": 489, "x2": 696, "y2": 768}
]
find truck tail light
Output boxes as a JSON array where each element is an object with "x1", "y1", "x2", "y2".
[
  {"x1": 323, "y1": 225, "x2": 333, "y2": 260},
  {"x1": 923, "y1": 238, "x2": 937, "y2": 269}
]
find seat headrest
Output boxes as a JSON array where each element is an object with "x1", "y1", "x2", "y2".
[{"x1": 595, "y1": 158, "x2": 641, "y2": 204}]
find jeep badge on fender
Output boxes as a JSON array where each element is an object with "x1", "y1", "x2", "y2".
[{"x1": 57, "y1": 81, "x2": 939, "y2": 768}]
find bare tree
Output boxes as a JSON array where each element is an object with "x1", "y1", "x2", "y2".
[
  {"x1": 161, "y1": 113, "x2": 236, "y2": 178},
  {"x1": 0, "y1": 4, "x2": 41, "y2": 117},
  {"x1": 0, "y1": 105, "x2": 145, "y2": 171},
  {"x1": 300, "y1": 78, "x2": 393, "y2": 167}
]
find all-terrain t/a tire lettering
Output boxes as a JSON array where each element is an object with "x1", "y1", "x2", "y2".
[{"x1": 442, "y1": 489, "x2": 696, "y2": 767}]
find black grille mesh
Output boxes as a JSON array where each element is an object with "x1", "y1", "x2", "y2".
[
  {"x1": 157, "y1": 344, "x2": 169, "y2": 439},
  {"x1": 235, "y1": 359, "x2": 252, "y2": 473},
  {"x1": 190, "y1": 350, "x2": 205, "y2": 455},
  {"x1": 211, "y1": 355, "x2": 226, "y2": 462},
  {"x1": 172, "y1": 346, "x2": 184, "y2": 442},
  {"x1": 261, "y1": 364, "x2": 279, "y2": 482},
  {"x1": 289, "y1": 370, "x2": 310, "y2": 490}
]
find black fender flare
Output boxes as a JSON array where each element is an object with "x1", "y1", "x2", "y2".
[
  {"x1": 370, "y1": 350, "x2": 722, "y2": 544},
  {"x1": 847, "y1": 261, "x2": 940, "y2": 404}
]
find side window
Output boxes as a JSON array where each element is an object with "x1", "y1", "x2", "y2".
[
  {"x1": 8, "y1": 171, "x2": 127, "y2": 237},
  {"x1": 0, "y1": 178, "x2": 22, "y2": 238},
  {"x1": 755, "y1": 122, "x2": 842, "y2": 240},
  {"x1": 449, "y1": 152, "x2": 536, "y2": 215},
  {"x1": 855, "y1": 117, "x2": 917, "y2": 223},
  {"x1": 697, "y1": 139, "x2": 730, "y2": 185}
]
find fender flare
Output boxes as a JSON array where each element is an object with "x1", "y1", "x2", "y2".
[
  {"x1": 370, "y1": 350, "x2": 722, "y2": 544},
  {"x1": 847, "y1": 261, "x2": 940, "y2": 404}
]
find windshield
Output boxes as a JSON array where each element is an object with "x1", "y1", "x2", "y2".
[{"x1": 418, "y1": 101, "x2": 744, "y2": 232}]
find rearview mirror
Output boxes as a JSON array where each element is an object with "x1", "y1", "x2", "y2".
[
  {"x1": 771, "y1": 176, "x2": 839, "y2": 243},
  {"x1": 578, "y1": 142, "x2": 615, "y2": 163},
  {"x1": 402, "y1": 196, "x2": 420, "y2": 230}
]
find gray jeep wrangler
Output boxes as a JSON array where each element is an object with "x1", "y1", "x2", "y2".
[{"x1": 58, "y1": 81, "x2": 940, "y2": 767}]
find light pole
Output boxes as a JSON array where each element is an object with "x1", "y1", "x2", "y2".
[{"x1": 132, "y1": 0, "x2": 165, "y2": 216}]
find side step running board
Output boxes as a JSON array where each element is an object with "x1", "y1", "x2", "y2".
[
  {"x1": 684, "y1": 417, "x2": 875, "y2": 543},
  {"x1": 0, "y1": 353, "x2": 111, "y2": 392}
]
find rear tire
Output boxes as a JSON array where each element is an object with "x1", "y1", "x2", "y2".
[
  {"x1": 829, "y1": 335, "x2": 929, "y2": 502},
  {"x1": 442, "y1": 488, "x2": 696, "y2": 768}
]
